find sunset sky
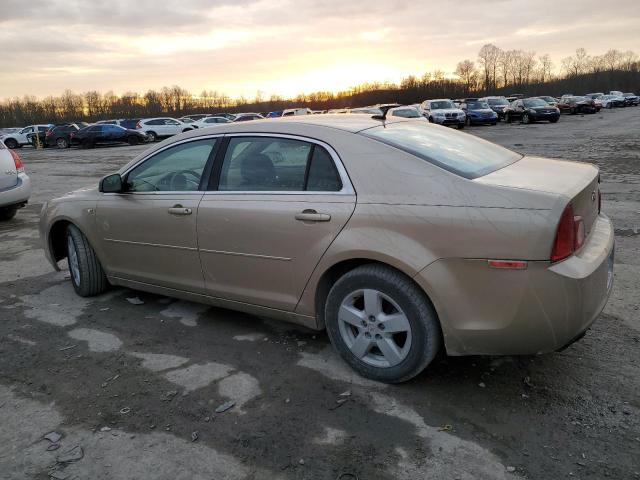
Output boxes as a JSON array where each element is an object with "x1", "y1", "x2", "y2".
[{"x1": 2, "y1": 0, "x2": 639, "y2": 100}]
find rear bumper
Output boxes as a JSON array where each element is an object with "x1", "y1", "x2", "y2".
[
  {"x1": 531, "y1": 112, "x2": 560, "y2": 122},
  {"x1": 414, "y1": 214, "x2": 614, "y2": 356},
  {"x1": 0, "y1": 174, "x2": 31, "y2": 208}
]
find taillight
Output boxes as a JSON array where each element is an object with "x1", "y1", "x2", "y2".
[
  {"x1": 573, "y1": 215, "x2": 585, "y2": 251},
  {"x1": 551, "y1": 204, "x2": 575, "y2": 262},
  {"x1": 136, "y1": 121, "x2": 142, "y2": 129},
  {"x1": 9, "y1": 150, "x2": 24, "y2": 173},
  {"x1": 45, "y1": 130, "x2": 52, "y2": 137}
]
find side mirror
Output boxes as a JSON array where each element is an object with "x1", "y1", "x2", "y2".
[{"x1": 100, "y1": 173, "x2": 124, "y2": 193}]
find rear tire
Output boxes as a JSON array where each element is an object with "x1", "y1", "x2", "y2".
[
  {"x1": 550, "y1": 117, "x2": 559, "y2": 123},
  {"x1": 128, "y1": 135, "x2": 139, "y2": 146},
  {"x1": 457, "y1": 124, "x2": 464, "y2": 130},
  {"x1": 325, "y1": 264, "x2": 441, "y2": 383},
  {"x1": 146, "y1": 131, "x2": 157, "y2": 142},
  {"x1": 66, "y1": 224, "x2": 109, "y2": 297},
  {"x1": 0, "y1": 206, "x2": 18, "y2": 221},
  {"x1": 56, "y1": 137, "x2": 69, "y2": 149},
  {"x1": 505, "y1": 113, "x2": 511, "y2": 123}
]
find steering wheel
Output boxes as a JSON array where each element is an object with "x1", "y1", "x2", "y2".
[{"x1": 168, "y1": 169, "x2": 201, "y2": 190}]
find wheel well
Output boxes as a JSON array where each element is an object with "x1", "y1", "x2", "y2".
[
  {"x1": 49, "y1": 220, "x2": 71, "y2": 262},
  {"x1": 313, "y1": 259, "x2": 438, "y2": 330}
]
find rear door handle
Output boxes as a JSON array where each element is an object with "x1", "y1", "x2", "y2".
[
  {"x1": 168, "y1": 205, "x2": 192, "y2": 216},
  {"x1": 295, "y1": 209, "x2": 331, "y2": 222}
]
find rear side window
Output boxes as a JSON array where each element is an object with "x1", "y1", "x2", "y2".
[
  {"x1": 218, "y1": 137, "x2": 342, "y2": 192},
  {"x1": 362, "y1": 121, "x2": 522, "y2": 179}
]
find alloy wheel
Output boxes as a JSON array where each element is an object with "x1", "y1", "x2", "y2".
[{"x1": 338, "y1": 289, "x2": 412, "y2": 368}]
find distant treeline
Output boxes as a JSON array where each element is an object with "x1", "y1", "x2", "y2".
[{"x1": 1, "y1": 45, "x2": 638, "y2": 127}]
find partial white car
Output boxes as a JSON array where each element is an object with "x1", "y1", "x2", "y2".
[
  {"x1": 420, "y1": 99, "x2": 466, "y2": 129},
  {"x1": 193, "y1": 116, "x2": 232, "y2": 129},
  {"x1": 0, "y1": 140, "x2": 31, "y2": 221},
  {"x1": 282, "y1": 108, "x2": 313, "y2": 116},
  {"x1": 135, "y1": 118, "x2": 194, "y2": 142},
  {"x1": 0, "y1": 124, "x2": 52, "y2": 149}
]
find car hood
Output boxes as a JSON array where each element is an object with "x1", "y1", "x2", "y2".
[
  {"x1": 468, "y1": 109, "x2": 495, "y2": 114},
  {"x1": 431, "y1": 108, "x2": 464, "y2": 114}
]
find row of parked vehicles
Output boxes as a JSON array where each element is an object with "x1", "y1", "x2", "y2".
[{"x1": 0, "y1": 90, "x2": 637, "y2": 150}]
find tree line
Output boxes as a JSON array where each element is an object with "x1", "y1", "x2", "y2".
[{"x1": 1, "y1": 45, "x2": 638, "y2": 127}]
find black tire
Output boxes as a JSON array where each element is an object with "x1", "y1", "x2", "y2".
[
  {"x1": 56, "y1": 137, "x2": 69, "y2": 149},
  {"x1": 550, "y1": 117, "x2": 559, "y2": 123},
  {"x1": 491, "y1": 121, "x2": 497, "y2": 126},
  {"x1": 4, "y1": 138, "x2": 18, "y2": 149},
  {"x1": 465, "y1": 116, "x2": 471, "y2": 127},
  {"x1": 457, "y1": 123, "x2": 464, "y2": 130},
  {"x1": 0, "y1": 206, "x2": 18, "y2": 221},
  {"x1": 128, "y1": 135, "x2": 139, "y2": 146},
  {"x1": 522, "y1": 113, "x2": 530, "y2": 124},
  {"x1": 325, "y1": 264, "x2": 441, "y2": 383},
  {"x1": 66, "y1": 224, "x2": 109, "y2": 297},
  {"x1": 146, "y1": 131, "x2": 157, "y2": 142},
  {"x1": 570, "y1": 107, "x2": 577, "y2": 115},
  {"x1": 82, "y1": 139, "x2": 94, "y2": 149},
  {"x1": 428, "y1": 116, "x2": 434, "y2": 123},
  {"x1": 505, "y1": 113, "x2": 511, "y2": 123}
]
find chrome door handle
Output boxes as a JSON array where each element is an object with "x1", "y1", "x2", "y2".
[
  {"x1": 168, "y1": 205, "x2": 192, "y2": 216},
  {"x1": 295, "y1": 210, "x2": 331, "y2": 222}
]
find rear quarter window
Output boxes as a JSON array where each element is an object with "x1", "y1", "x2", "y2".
[{"x1": 361, "y1": 121, "x2": 522, "y2": 179}]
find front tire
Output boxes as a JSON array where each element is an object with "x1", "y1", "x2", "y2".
[
  {"x1": 66, "y1": 224, "x2": 108, "y2": 297},
  {"x1": 56, "y1": 137, "x2": 69, "y2": 149},
  {"x1": 4, "y1": 138, "x2": 18, "y2": 149},
  {"x1": 128, "y1": 135, "x2": 140, "y2": 146},
  {"x1": 325, "y1": 264, "x2": 441, "y2": 383},
  {"x1": 0, "y1": 206, "x2": 18, "y2": 221}
]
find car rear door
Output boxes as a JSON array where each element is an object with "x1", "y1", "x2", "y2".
[
  {"x1": 197, "y1": 134, "x2": 356, "y2": 311},
  {"x1": 95, "y1": 137, "x2": 219, "y2": 292}
]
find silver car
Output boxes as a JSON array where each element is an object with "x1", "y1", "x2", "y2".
[{"x1": 0, "y1": 140, "x2": 31, "y2": 220}]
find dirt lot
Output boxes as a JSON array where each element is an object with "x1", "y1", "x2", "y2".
[{"x1": 1, "y1": 108, "x2": 639, "y2": 480}]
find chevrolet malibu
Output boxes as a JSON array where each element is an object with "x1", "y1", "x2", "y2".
[{"x1": 39, "y1": 115, "x2": 614, "y2": 383}]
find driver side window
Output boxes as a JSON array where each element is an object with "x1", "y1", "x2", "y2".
[{"x1": 126, "y1": 138, "x2": 216, "y2": 192}]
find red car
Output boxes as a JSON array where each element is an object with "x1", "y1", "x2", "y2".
[{"x1": 556, "y1": 96, "x2": 598, "y2": 114}]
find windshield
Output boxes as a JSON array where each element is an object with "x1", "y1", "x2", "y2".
[
  {"x1": 539, "y1": 96, "x2": 554, "y2": 102},
  {"x1": 467, "y1": 101, "x2": 489, "y2": 109},
  {"x1": 486, "y1": 98, "x2": 509, "y2": 106},
  {"x1": 362, "y1": 121, "x2": 522, "y2": 179},
  {"x1": 524, "y1": 98, "x2": 548, "y2": 107},
  {"x1": 429, "y1": 100, "x2": 455, "y2": 110},
  {"x1": 391, "y1": 108, "x2": 421, "y2": 118}
]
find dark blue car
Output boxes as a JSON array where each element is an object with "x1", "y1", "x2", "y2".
[{"x1": 458, "y1": 99, "x2": 498, "y2": 126}]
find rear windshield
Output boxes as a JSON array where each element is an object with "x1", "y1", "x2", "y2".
[
  {"x1": 486, "y1": 98, "x2": 509, "y2": 106},
  {"x1": 361, "y1": 121, "x2": 522, "y2": 179}
]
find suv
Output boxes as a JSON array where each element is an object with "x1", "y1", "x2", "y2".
[
  {"x1": 623, "y1": 93, "x2": 639, "y2": 106},
  {"x1": 419, "y1": 99, "x2": 466, "y2": 129},
  {"x1": 479, "y1": 96, "x2": 510, "y2": 120},
  {"x1": 136, "y1": 118, "x2": 194, "y2": 142},
  {"x1": 1, "y1": 124, "x2": 52, "y2": 149},
  {"x1": 0, "y1": 140, "x2": 31, "y2": 220},
  {"x1": 43, "y1": 123, "x2": 83, "y2": 149}
]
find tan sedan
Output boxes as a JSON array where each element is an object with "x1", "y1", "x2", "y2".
[{"x1": 40, "y1": 115, "x2": 614, "y2": 383}]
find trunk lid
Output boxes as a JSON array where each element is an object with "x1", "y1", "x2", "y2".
[
  {"x1": 475, "y1": 155, "x2": 600, "y2": 237},
  {"x1": 0, "y1": 149, "x2": 18, "y2": 190}
]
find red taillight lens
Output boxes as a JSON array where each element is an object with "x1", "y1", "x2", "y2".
[
  {"x1": 9, "y1": 150, "x2": 24, "y2": 172},
  {"x1": 136, "y1": 121, "x2": 142, "y2": 129},
  {"x1": 551, "y1": 204, "x2": 575, "y2": 263}
]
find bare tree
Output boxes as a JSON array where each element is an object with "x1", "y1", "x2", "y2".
[
  {"x1": 455, "y1": 59, "x2": 478, "y2": 93},
  {"x1": 477, "y1": 44, "x2": 502, "y2": 92}
]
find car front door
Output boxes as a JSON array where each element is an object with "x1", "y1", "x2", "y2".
[
  {"x1": 95, "y1": 137, "x2": 219, "y2": 292},
  {"x1": 197, "y1": 134, "x2": 356, "y2": 311},
  {"x1": 164, "y1": 119, "x2": 182, "y2": 136}
]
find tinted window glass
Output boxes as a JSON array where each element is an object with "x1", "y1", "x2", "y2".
[
  {"x1": 306, "y1": 147, "x2": 342, "y2": 191},
  {"x1": 362, "y1": 121, "x2": 522, "y2": 179},
  {"x1": 219, "y1": 137, "x2": 312, "y2": 191},
  {"x1": 126, "y1": 139, "x2": 216, "y2": 192}
]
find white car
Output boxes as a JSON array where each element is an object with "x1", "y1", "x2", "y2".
[
  {"x1": 135, "y1": 118, "x2": 194, "y2": 142},
  {"x1": 282, "y1": 108, "x2": 313, "y2": 116},
  {"x1": 0, "y1": 140, "x2": 31, "y2": 220},
  {"x1": 599, "y1": 95, "x2": 625, "y2": 108},
  {"x1": 0, "y1": 124, "x2": 52, "y2": 149},
  {"x1": 420, "y1": 99, "x2": 466, "y2": 129},
  {"x1": 193, "y1": 116, "x2": 232, "y2": 129}
]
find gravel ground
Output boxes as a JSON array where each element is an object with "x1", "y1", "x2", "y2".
[{"x1": 1, "y1": 108, "x2": 639, "y2": 480}]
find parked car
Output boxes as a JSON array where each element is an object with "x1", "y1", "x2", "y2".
[
  {"x1": 266, "y1": 111, "x2": 283, "y2": 118},
  {"x1": 458, "y1": 99, "x2": 498, "y2": 126},
  {"x1": 70, "y1": 124, "x2": 148, "y2": 148},
  {"x1": 193, "y1": 116, "x2": 232, "y2": 129},
  {"x1": 599, "y1": 95, "x2": 626, "y2": 109},
  {"x1": 388, "y1": 106, "x2": 424, "y2": 119},
  {"x1": 233, "y1": 113, "x2": 265, "y2": 122},
  {"x1": 282, "y1": 108, "x2": 313, "y2": 116},
  {"x1": 40, "y1": 115, "x2": 614, "y2": 383},
  {"x1": 623, "y1": 93, "x2": 639, "y2": 106},
  {"x1": 0, "y1": 127, "x2": 20, "y2": 136},
  {"x1": 45, "y1": 123, "x2": 82, "y2": 148},
  {"x1": 0, "y1": 140, "x2": 30, "y2": 220},
  {"x1": 584, "y1": 93, "x2": 604, "y2": 100},
  {"x1": 504, "y1": 98, "x2": 560, "y2": 124},
  {"x1": 136, "y1": 118, "x2": 194, "y2": 142},
  {"x1": 420, "y1": 99, "x2": 466, "y2": 129},
  {"x1": 0, "y1": 124, "x2": 52, "y2": 149},
  {"x1": 181, "y1": 114, "x2": 211, "y2": 122},
  {"x1": 96, "y1": 119, "x2": 142, "y2": 130},
  {"x1": 536, "y1": 96, "x2": 559, "y2": 107},
  {"x1": 556, "y1": 96, "x2": 597, "y2": 114},
  {"x1": 479, "y1": 96, "x2": 510, "y2": 119}
]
